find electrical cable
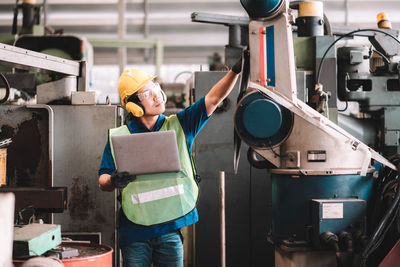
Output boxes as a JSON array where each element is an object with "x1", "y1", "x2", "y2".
[
  {"x1": 337, "y1": 101, "x2": 348, "y2": 112},
  {"x1": 317, "y1": 28, "x2": 400, "y2": 85},
  {"x1": 174, "y1": 71, "x2": 193, "y2": 83},
  {"x1": 15, "y1": 205, "x2": 35, "y2": 225},
  {"x1": 249, "y1": 165, "x2": 253, "y2": 267},
  {"x1": 368, "y1": 201, "x2": 400, "y2": 253},
  {"x1": 376, "y1": 162, "x2": 398, "y2": 191},
  {"x1": 267, "y1": 138, "x2": 286, "y2": 158},
  {"x1": 370, "y1": 158, "x2": 400, "y2": 227},
  {"x1": 323, "y1": 13, "x2": 332, "y2": 36},
  {"x1": 358, "y1": 157, "x2": 400, "y2": 267},
  {"x1": 368, "y1": 158, "x2": 400, "y2": 231},
  {"x1": 325, "y1": 98, "x2": 329, "y2": 119},
  {"x1": 0, "y1": 73, "x2": 11, "y2": 104},
  {"x1": 371, "y1": 49, "x2": 391, "y2": 65},
  {"x1": 12, "y1": 0, "x2": 19, "y2": 35},
  {"x1": 359, "y1": 188, "x2": 399, "y2": 266},
  {"x1": 380, "y1": 179, "x2": 398, "y2": 201}
]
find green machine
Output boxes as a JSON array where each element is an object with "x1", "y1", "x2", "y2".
[
  {"x1": 13, "y1": 224, "x2": 61, "y2": 258},
  {"x1": 291, "y1": 1, "x2": 400, "y2": 157}
]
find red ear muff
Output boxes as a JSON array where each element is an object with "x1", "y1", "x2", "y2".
[{"x1": 126, "y1": 101, "x2": 144, "y2": 117}]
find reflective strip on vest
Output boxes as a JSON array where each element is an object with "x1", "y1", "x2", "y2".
[{"x1": 131, "y1": 184, "x2": 184, "y2": 204}]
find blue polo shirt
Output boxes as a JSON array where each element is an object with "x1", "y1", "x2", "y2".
[{"x1": 99, "y1": 97, "x2": 210, "y2": 247}]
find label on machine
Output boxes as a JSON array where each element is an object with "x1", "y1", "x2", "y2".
[
  {"x1": 307, "y1": 150, "x2": 326, "y2": 162},
  {"x1": 322, "y1": 203, "x2": 343, "y2": 219}
]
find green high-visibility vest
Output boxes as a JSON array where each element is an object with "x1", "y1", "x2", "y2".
[{"x1": 109, "y1": 115, "x2": 199, "y2": 226}]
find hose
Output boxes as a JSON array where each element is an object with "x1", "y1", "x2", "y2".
[
  {"x1": 358, "y1": 157, "x2": 400, "y2": 267},
  {"x1": 320, "y1": 232, "x2": 349, "y2": 267},
  {"x1": 316, "y1": 28, "x2": 400, "y2": 85},
  {"x1": 12, "y1": 0, "x2": 19, "y2": 35},
  {"x1": 338, "y1": 232, "x2": 353, "y2": 253},
  {"x1": 337, "y1": 101, "x2": 348, "y2": 112},
  {"x1": 247, "y1": 147, "x2": 273, "y2": 169},
  {"x1": 0, "y1": 73, "x2": 11, "y2": 104}
]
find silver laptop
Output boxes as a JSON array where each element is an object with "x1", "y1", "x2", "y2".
[{"x1": 111, "y1": 130, "x2": 181, "y2": 175}]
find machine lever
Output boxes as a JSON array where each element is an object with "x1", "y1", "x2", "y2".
[{"x1": 234, "y1": 49, "x2": 250, "y2": 174}]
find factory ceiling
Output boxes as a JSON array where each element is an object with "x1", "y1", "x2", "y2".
[{"x1": 0, "y1": 0, "x2": 399, "y2": 65}]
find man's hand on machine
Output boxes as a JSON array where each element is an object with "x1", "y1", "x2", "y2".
[{"x1": 111, "y1": 171, "x2": 136, "y2": 189}]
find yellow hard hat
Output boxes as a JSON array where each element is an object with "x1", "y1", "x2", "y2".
[{"x1": 118, "y1": 68, "x2": 156, "y2": 106}]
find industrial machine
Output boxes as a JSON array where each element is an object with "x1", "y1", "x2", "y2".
[
  {"x1": 194, "y1": 0, "x2": 400, "y2": 266},
  {"x1": 2, "y1": 0, "x2": 400, "y2": 266},
  {"x1": 0, "y1": 1, "x2": 119, "y2": 264},
  {"x1": 0, "y1": 0, "x2": 93, "y2": 104},
  {"x1": 192, "y1": 12, "x2": 273, "y2": 267},
  {"x1": 237, "y1": 0, "x2": 400, "y2": 266},
  {"x1": 0, "y1": 42, "x2": 119, "y2": 264}
]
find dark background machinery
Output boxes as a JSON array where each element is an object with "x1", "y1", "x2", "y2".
[
  {"x1": 0, "y1": 1, "x2": 119, "y2": 265},
  {"x1": 193, "y1": 0, "x2": 400, "y2": 266}
]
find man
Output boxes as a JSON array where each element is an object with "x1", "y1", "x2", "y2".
[{"x1": 98, "y1": 61, "x2": 242, "y2": 266}]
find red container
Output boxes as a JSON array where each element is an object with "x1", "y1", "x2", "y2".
[{"x1": 14, "y1": 242, "x2": 113, "y2": 267}]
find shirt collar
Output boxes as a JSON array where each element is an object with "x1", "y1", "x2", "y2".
[{"x1": 127, "y1": 114, "x2": 166, "y2": 133}]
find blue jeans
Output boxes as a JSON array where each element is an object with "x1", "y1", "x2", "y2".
[{"x1": 121, "y1": 230, "x2": 183, "y2": 267}]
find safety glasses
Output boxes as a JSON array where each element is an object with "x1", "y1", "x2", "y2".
[
  {"x1": 136, "y1": 83, "x2": 162, "y2": 102},
  {"x1": 126, "y1": 83, "x2": 163, "y2": 104}
]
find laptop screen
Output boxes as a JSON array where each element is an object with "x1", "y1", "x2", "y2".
[{"x1": 111, "y1": 130, "x2": 181, "y2": 175}]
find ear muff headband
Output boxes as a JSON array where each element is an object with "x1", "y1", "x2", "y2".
[{"x1": 161, "y1": 89, "x2": 167, "y2": 104}]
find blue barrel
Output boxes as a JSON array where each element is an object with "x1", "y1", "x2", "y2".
[{"x1": 270, "y1": 173, "x2": 373, "y2": 246}]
